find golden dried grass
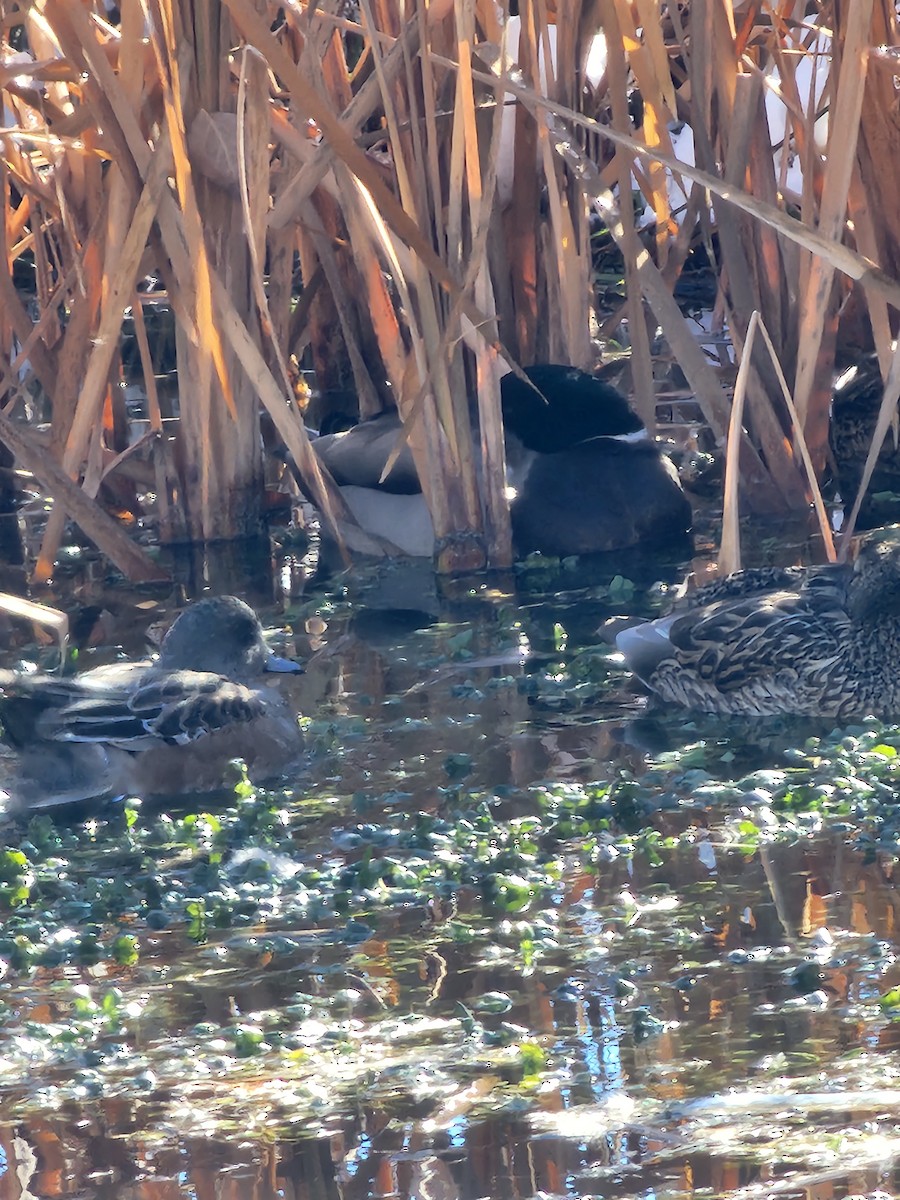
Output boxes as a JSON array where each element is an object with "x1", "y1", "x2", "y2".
[{"x1": 1, "y1": 1, "x2": 899, "y2": 579}]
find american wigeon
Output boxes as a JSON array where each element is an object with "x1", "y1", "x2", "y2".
[
  {"x1": 0, "y1": 595, "x2": 304, "y2": 808},
  {"x1": 616, "y1": 530, "x2": 900, "y2": 718},
  {"x1": 311, "y1": 364, "x2": 692, "y2": 558}
]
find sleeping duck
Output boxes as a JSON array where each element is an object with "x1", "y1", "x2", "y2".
[
  {"x1": 616, "y1": 530, "x2": 900, "y2": 718},
  {"x1": 312, "y1": 364, "x2": 692, "y2": 558}
]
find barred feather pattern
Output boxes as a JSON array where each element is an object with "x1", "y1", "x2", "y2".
[{"x1": 632, "y1": 536, "x2": 900, "y2": 718}]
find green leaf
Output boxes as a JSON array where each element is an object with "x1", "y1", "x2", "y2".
[
  {"x1": 492, "y1": 874, "x2": 536, "y2": 913},
  {"x1": 871, "y1": 744, "x2": 898, "y2": 759},
  {"x1": 518, "y1": 1041, "x2": 546, "y2": 1078},
  {"x1": 111, "y1": 935, "x2": 139, "y2": 966}
]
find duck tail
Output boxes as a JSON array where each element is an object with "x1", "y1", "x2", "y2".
[{"x1": 615, "y1": 617, "x2": 677, "y2": 685}]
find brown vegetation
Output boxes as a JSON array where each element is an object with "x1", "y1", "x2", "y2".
[{"x1": 1, "y1": 1, "x2": 899, "y2": 577}]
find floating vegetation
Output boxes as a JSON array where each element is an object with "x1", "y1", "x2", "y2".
[
  {"x1": 2, "y1": 711, "x2": 900, "y2": 1162},
  {"x1": 3, "y1": 564, "x2": 900, "y2": 1194}
]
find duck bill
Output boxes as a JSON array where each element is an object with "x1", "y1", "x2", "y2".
[{"x1": 265, "y1": 653, "x2": 303, "y2": 673}]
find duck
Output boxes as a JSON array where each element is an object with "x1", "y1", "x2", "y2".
[
  {"x1": 312, "y1": 411, "x2": 434, "y2": 557},
  {"x1": 0, "y1": 595, "x2": 304, "y2": 809},
  {"x1": 501, "y1": 365, "x2": 691, "y2": 556},
  {"x1": 830, "y1": 354, "x2": 900, "y2": 529},
  {"x1": 615, "y1": 530, "x2": 900, "y2": 718},
  {"x1": 311, "y1": 364, "x2": 692, "y2": 559}
]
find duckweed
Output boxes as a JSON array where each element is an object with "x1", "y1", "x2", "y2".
[{"x1": 6, "y1": 632, "x2": 900, "y2": 1186}]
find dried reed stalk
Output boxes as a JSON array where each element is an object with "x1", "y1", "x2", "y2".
[
  {"x1": 4, "y1": 0, "x2": 900, "y2": 583},
  {"x1": 791, "y1": 1, "x2": 873, "y2": 472}
]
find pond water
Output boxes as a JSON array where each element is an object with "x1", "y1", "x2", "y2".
[{"x1": 3, "y1": 534, "x2": 900, "y2": 1200}]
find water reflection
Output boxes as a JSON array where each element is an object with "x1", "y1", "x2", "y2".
[
  {"x1": 3, "y1": 537, "x2": 900, "y2": 1199},
  {"x1": 2, "y1": 824, "x2": 900, "y2": 1197}
]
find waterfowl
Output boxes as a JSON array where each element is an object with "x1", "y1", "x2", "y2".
[
  {"x1": 314, "y1": 411, "x2": 420, "y2": 494},
  {"x1": 830, "y1": 354, "x2": 900, "y2": 528},
  {"x1": 616, "y1": 532, "x2": 900, "y2": 718},
  {"x1": 0, "y1": 596, "x2": 304, "y2": 808},
  {"x1": 313, "y1": 411, "x2": 433, "y2": 556},
  {"x1": 312, "y1": 364, "x2": 692, "y2": 558}
]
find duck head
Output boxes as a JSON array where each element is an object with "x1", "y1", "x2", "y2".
[
  {"x1": 848, "y1": 531, "x2": 900, "y2": 620},
  {"x1": 156, "y1": 596, "x2": 300, "y2": 679},
  {"x1": 501, "y1": 364, "x2": 645, "y2": 452}
]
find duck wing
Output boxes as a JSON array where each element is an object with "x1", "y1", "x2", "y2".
[
  {"x1": 129, "y1": 673, "x2": 265, "y2": 745},
  {"x1": 18, "y1": 671, "x2": 264, "y2": 749},
  {"x1": 0, "y1": 669, "x2": 137, "y2": 748},
  {"x1": 666, "y1": 584, "x2": 849, "y2": 693},
  {"x1": 617, "y1": 566, "x2": 852, "y2": 685},
  {"x1": 681, "y1": 565, "x2": 810, "y2": 608}
]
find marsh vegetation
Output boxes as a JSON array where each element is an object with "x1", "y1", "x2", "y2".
[{"x1": 3, "y1": 2, "x2": 900, "y2": 1196}]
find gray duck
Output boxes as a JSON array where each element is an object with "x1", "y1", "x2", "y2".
[{"x1": 0, "y1": 595, "x2": 303, "y2": 808}]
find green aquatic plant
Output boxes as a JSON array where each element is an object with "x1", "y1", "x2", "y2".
[{"x1": 3, "y1": 707, "x2": 900, "y2": 1162}]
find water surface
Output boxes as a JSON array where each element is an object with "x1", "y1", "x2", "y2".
[{"x1": 2, "y1": 539, "x2": 899, "y2": 1200}]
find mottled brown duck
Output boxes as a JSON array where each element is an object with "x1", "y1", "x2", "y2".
[{"x1": 616, "y1": 532, "x2": 900, "y2": 718}]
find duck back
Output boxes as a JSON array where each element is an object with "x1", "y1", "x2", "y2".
[
  {"x1": 511, "y1": 438, "x2": 691, "y2": 556},
  {"x1": 617, "y1": 543, "x2": 900, "y2": 718}
]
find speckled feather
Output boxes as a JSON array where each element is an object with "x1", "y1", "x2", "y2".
[
  {"x1": 618, "y1": 534, "x2": 900, "y2": 718},
  {"x1": 12, "y1": 671, "x2": 268, "y2": 748}
]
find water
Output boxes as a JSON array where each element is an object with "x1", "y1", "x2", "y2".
[{"x1": 2, "y1": 535, "x2": 899, "y2": 1200}]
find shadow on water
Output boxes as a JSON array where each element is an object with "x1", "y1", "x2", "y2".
[{"x1": 2, "y1": 524, "x2": 900, "y2": 1199}]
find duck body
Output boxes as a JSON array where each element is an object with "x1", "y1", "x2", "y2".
[
  {"x1": 508, "y1": 434, "x2": 691, "y2": 557},
  {"x1": 312, "y1": 364, "x2": 692, "y2": 559},
  {"x1": 336, "y1": 486, "x2": 435, "y2": 557},
  {"x1": 312, "y1": 413, "x2": 432, "y2": 555},
  {"x1": 616, "y1": 535, "x2": 900, "y2": 718},
  {"x1": 313, "y1": 412, "x2": 420, "y2": 495},
  {"x1": 0, "y1": 596, "x2": 303, "y2": 808}
]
